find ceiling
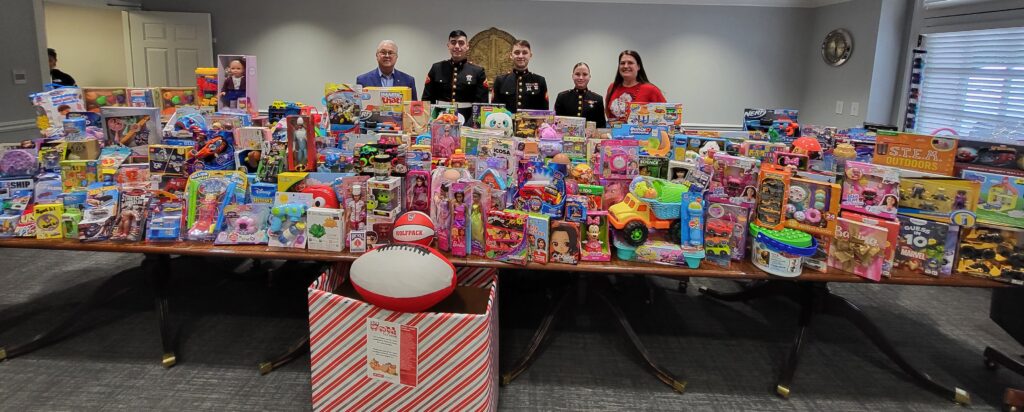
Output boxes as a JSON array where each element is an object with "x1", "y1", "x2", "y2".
[{"x1": 520, "y1": 0, "x2": 852, "y2": 7}]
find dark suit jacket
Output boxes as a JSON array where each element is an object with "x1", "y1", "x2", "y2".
[{"x1": 356, "y1": 68, "x2": 418, "y2": 100}]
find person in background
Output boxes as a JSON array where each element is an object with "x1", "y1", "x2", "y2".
[
  {"x1": 605, "y1": 50, "x2": 665, "y2": 124},
  {"x1": 491, "y1": 40, "x2": 547, "y2": 113},
  {"x1": 356, "y1": 40, "x2": 418, "y2": 100},
  {"x1": 554, "y1": 62, "x2": 606, "y2": 128},
  {"x1": 47, "y1": 48, "x2": 76, "y2": 87},
  {"x1": 422, "y1": 30, "x2": 489, "y2": 123}
]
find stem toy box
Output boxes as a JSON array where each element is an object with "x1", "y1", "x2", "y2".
[
  {"x1": 785, "y1": 177, "x2": 841, "y2": 236},
  {"x1": 828, "y1": 217, "x2": 889, "y2": 281},
  {"x1": 625, "y1": 103, "x2": 683, "y2": 126},
  {"x1": 707, "y1": 153, "x2": 759, "y2": 208},
  {"x1": 957, "y1": 224, "x2": 1024, "y2": 284},
  {"x1": 895, "y1": 215, "x2": 959, "y2": 277},
  {"x1": 217, "y1": 54, "x2": 257, "y2": 112},
  {"x1": 306, "y1": 207, "x2": 344, "y2": 252},
  {"x1": 960, "y1": 170, "x2": 1024, "y2": 229},
  {"x1": 526, "y1": 213, "x2": 550, "y2": 264},
  {"x1": 486, "y1": 209, "x2": 529, "y2": 265},
  {"x1": 361, "y1": 87, "x2": 410, "y2": 131},
  {"x1": 840, "y1": 161, "x2": 901, "y2": 220},
  {"x1": 873, "y1": 131, "x2": 958, "y2": 176},
  {"x1": 897, "y1": 177, "x2": 980, "y2": 225}
]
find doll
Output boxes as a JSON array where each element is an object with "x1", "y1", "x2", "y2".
[
  {"x1": 220, "y1": 57, "x2": 246, "y2": 108},
  {"x1": 435, "y1": 125, "x2": 458, "y2": 158},
  {"x1": 550, "y1": 224, "x2": 580, "y2": 264},
  {"x1": 470, "y1": 190, "x2": 485, "y2": 253},
  {"x1": 292, "y1": 117, "x2": 308, "y2": 170},
  {"x1": 535, "y1": 238, "x2": 548, "y2": 262},
  {"x1": 345, "y1": 184, "x2": 366, "y2": 230},
  {"x1": 435, "y1": 184, "x2": 452, "y2": 250},
  {"x1": 584, "y1": 223, "x2": 603, "y2": 253}
]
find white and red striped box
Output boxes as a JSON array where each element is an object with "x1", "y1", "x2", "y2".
[{"x1": 307, "y1": 266, "x2": 499, "y2": 412}]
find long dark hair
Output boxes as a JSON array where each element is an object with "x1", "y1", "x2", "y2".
[{"x1": 606, "y1": 50, "x2": 650, "y2": 107}]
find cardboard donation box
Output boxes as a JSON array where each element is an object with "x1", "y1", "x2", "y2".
[{"x1": 308, "y1": 266, "x2": 499, "y2": 412}]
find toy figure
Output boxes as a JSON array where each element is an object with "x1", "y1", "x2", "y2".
[
  {"x1": 535, "y1": 238, "x2": 548, "y2": 261},
  {"x1": 220, "y1": 57, "x2": 246, "y2": 108},
  {"x1": 345, "y1": 184, "x2": 366, "y2": 230},
  {"x1": 584, "y1": 223, "x2": 603, "y2": 253},
  {"x1": 293, "y1": 117, "x2": 308, "y2": 170},
  {"x1": 931, "y1": 188, "x2": 950, "y2": 202},
  {"x1": 471, "y1": 191, "x2": 484, "y2": 251},
  {"x1": 189, "y1": 192, "x2": 220, "y2": 237},
  {"x1": 435, "y1": 184, "x2": 452, "y2": 249},
  {"x1": 550, "y1": 225, "x2": 580, "y2": 264},
  {"x1": 953, "y1": 190, "x2": 968, "y2": 210},
  {"x1": 451, "y1": 191, "x2": 467, "y2": 257},
  {"x1": 911, "y1": 183, "x2": 926, "y2": 199}
]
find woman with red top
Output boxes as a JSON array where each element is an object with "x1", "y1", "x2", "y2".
[{"x1": 605, "y1": 50, "x2": 666, "y2": 124}]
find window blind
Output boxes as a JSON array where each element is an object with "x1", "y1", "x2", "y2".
[{"x1": 915, "y1": 26, "x2": 1024, "y2": 138}]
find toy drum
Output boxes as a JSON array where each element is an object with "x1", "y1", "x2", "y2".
[{"x1": 749, "y1": 224, "x2": 817, "y2": 278}]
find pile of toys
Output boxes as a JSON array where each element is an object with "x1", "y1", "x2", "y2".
[{"x1": 7, "y1": 72, "x2": 1024, "y2": 284}]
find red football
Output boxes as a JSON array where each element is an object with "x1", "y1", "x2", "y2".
[
  {"x1": 392, "y1": 211, "x2": 435, "y2": 246},
  {"x1": 350, "y1": 243, "x2": 456, "y2": 312}
]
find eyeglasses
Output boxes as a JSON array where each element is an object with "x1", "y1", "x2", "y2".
[{"x1": 377, "y1": 51, "x2": 396, "y2": 56}]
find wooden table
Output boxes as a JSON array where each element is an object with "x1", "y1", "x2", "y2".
[{"x1": 0, "y1": 237, "x2": 1010, "y2": 404}]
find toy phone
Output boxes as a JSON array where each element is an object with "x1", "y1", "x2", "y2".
[{"x1": 755, "y1": 165, "x2": 791, "y2": 230}]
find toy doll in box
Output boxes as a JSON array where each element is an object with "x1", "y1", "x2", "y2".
[
  {"x1": 957, "y1": 225, "x2": 1024, "y2": 283},
  {"x1": 960, "y1": 170, "x2": 1024, "y2": 229},
  {"x1": 431, "y1": 121, "x2": 460, "y2": 161},
  {"x1": 218, "y1": 55, "x2": 257, "y2": 112},
  {"x1": 405, "y1": 170, "x2": 431, "y2": 214},
  {"x1": 449, "y1": 182, "x2": 470, "y2": 257},
  {"x1": 785, "y1": 177, "x2": 841, "y2": 236},
  {"x1": 467, "y1": 183, "x2": 492, "y2": 257},
  {"x1": 581, "y1": 212, "x2": 611, "y2": 262},
  {"x1": 486, "y1": 209, "x2": 529, "y2": 265},
  {"x1": 707, "y1": 153, "x2": 759, "y2": 208},
  {"x1": 841, "y1": 161, "x2": 901, "y2": 220},
  {"x1": 895, "y1": 215, "x2": 958, "y2": 277},
  {"x1": 286, "y1": 115, "x2": 316, "y2": 172},
  {"x1": 527, "y1": 213, "x2": 550, "y2": 264},
  {"x1": 550, "y1": 220, "x2": 581, "y2": 265}
]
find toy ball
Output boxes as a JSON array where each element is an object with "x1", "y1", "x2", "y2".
[
  {"x1": 96, "y1": 95, "x2": 108, "y2": 106},
  {"x1": 350, "y1": 243, "x2": 456, "y2": 312},
  {"x1": 392, "y1": 211, "x2": 436, "y2": 246}
]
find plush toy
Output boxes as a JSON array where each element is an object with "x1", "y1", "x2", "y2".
[{"x1": 538, "y1": 122, "x2": 560, "y2": 140}]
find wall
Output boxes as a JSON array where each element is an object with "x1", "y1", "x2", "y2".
[
  {"x1": 0, "y1": 0, "x2": 47, "y2": 143},
  {"x1": 141, "y1": 0, "x2": 813, "y2": 126},
  {"x1": 44, "y1": 2, "x2": 128, "y2": 87},
  {"x1": 798, "y1": 0, "x2": 882, "y2": 128}
]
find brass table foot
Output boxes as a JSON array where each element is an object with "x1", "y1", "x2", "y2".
[
  {"x1": 162, "y1": 353, "x2": 176, "y2": 368},
  {"x1": 954, "y1": 388, "x2": 970, "y2": 405},
  {"x1": 776, "y1": 385, "x2": 790, "y2": 399}
]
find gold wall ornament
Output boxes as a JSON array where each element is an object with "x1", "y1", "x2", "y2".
[{"x1": 469, "y1": 27, "x2": 516, "y2": 86}]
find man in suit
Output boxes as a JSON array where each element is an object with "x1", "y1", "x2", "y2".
[{"x1": 356, "y1": 40, "x2": 417, "y2": 100}]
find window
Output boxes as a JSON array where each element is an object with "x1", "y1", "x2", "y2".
[{"x1": 915, "y1": 26, "x2": 1024, "y2": 138}]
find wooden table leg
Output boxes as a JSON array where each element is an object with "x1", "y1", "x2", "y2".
[
  {"x1": 0, "y1": 262, "x2": 138, "y2": 362},
  {"x1": 501, "y1": 279, "x2": 576, "y2": 385},
  {"x1": 259, "y1": 335, "x2": 309, "y2": 375},
  {"x1": 776, "y1": 289, "x2": 814, "y2": 399},
  {"x1": 985, "y1": 346, "x2": 1024, "y2": 376}
]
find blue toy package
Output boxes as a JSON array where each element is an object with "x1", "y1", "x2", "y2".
[
  {"x1": 250, "y1": 182, "x2": 277, "y2": 204},
  {"x1": 564, "y1": 195, "x2": 588, "y2": 224},
  {"x1": 33, "y1": 173, "x2": 63, "y2": 204},
  {"x1": 514, "y1": 161, "x2": 567, "y2": 219},
  {"x1": 145, "y1": 196, "x2": 184, "y2": 242},
  {"x1": 611, "y1": 125, "x2": 672, "y2": 157},
  {"x1": 78, "y1": 186, "x2": 119, "y2": 242},
  {"x1": 743, "y1": 108, "x2": 800, "y2": 141}
]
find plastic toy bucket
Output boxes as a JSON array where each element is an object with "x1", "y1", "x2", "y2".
[{"x1": 749, "y1": 224, "x2": 817, "y2": 278}]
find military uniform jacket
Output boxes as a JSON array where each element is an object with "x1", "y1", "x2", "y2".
[
  {"x1": 422, "y1": 59, "x2": 489, "y2": 105},
  {"x1": 491, "y1": 69, "x2": 548, "y2": 113},
  {"x1": 554, "y1": 88, "x2": 606, "y2": 128}
]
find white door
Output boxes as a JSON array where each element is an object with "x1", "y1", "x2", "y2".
[{"x1": 124, "y1": 11, "x2": 212, "y2": 87}]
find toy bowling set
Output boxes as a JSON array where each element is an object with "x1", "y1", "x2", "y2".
[
  {"x1": 873, "y1": 131, "x2": 958, "y2": 176},
  {"x1": 957, "y1": 225, "x2": 1024, "y2": 284},
  {"x1": 895, "y1": 215, "x2": 959, "y2": 278},
  {"x1": 960, "y1": 169, "x2": 1024, "y2": 229},
  {"x1": 841, "y1": 161, "x2": 901, "y2": 220}
]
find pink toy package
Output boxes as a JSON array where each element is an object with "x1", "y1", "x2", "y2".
[
  {"x1": 405, "y1": 170, "x2": 431, "y2": 213},
  {"x1": 450, "y1": 181, "x2": 469, "y2": 257},
  {"x1": 599, "y1": 139, "x2": 639, "y2": 180},
  {"x1": 828, "y1": 217, "x2": 889, "y2": 281},
  {"x1": 340, "y1": 175, "x2": 370, "y2": 247},
  {"x1": 430, "y1": 121, "x2": 460, "y2": 161},
  {"x1": 841, "y1": 161, "x2": 901, "y2": 220},
  {"x1": 429, "y1": 166, "x2": 471, "y2": 252},
  {"x1": 705, "y1": 200, "x2": 751, "y2": 260},
  {"x1": 706, "y1": 153, "x2": 760, "y2": 208}
]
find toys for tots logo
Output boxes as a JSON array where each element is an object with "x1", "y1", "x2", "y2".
[{"x1": 369, "y1": 320, "x2": 397, "y2": 337}]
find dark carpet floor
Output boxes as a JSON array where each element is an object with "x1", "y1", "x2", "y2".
[{"x1": 0, "y1": 248, "x2": 1021, "y2": 411}]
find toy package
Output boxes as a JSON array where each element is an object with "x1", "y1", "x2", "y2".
[
  {"x1": 564, "y1": 195, "x2": 588, "y2": 224},
  {"x1": 360, "y1": 87, "x2": 409, "y2": 130},
  {"x1": 743, "y1": 108, "x2": 800, "y2": 140},
  {"x1": 873, "y1": 131, "x2": 958, "y2": 176},
  {"x1": 217, "y1": 54, "x2": 257, "y2": 112},
  {"x1": 707, "y1": 153, "x2": 759, "y2": 208},
  {"x1": 599, "y1": 139, "x2": 639, "y2": 180},
  {"x1": 0, "y1": 148, "x2": 40, "y2": 178},
  {"x1": 515, "y1": 161, "x2": 567, "y2": 218},
  {"x1": 960, "y1": 170, "x2": 1024, "y2": 229},
  {"x1": 257, "y1": 140, "x2": 288, "y2": 183},
  {"x1": 895, "y1": 215, "x2": 959, "y2": 277},
  {"x1": 60, "y1": 160, "x2": 99, "y2": 192},
  {"x1": 754, "y1": 165, "x2": 791, "y2": 231},
  {"x1": 286, "y1": 115, "x2": 316, "y2": 172},
  {"x1": 897, "y1": 177, "x2": 980, "y2": 225},
  {"x1": 842, "y1": 211, "x2": 899, "y2": 277},
  {"x1": 526, "y1": 213, "x2": 550, "y2": 264},
  {"x1": 82, "y1": 87, "x2": 128, "y2": 112},
  {"x1": 829, "y1": 217, "x2": 889, "y2": 281},
  {"x1": 485, "y1": 209, "x2": 529, "y2": 265},
  {"x1": 158, "y1": 87, "x2": 197, "y2": 121},
  {"x1": 554, "y1": 115, "x2": 586, "y2": 138},
  {"x1": 957, "y1": 225, "x2": 1024, "y2": 283},
  {"x1": 144, "y1": 193, "x2": 183, "y2": 242},
  {"x1": 15, "y1": 206, "x2": 36, "y2": 238},
  {"x1": 33, "y1": 203, "x2": 64, "y2": 239},
  {"x1": 0, "y1": 214, "x2": 18, "y2": 238},
  {"x1": 214, "y1": 203, "x2": 270, "y2": 245},
  {"x1": 404, "y1": 170, "x2": 430, "y2": 213},
  {"x1": 368, "y1": 176, "x2": 401, "y2": 218},
  {"x1": 34, "y1": 174, "x2": 62, "y2": 204},
  {"x1": 306, "y1": 207, "x2": 344, "y2": 252},
  {"x1": 127, "y1": 88, "x2": 158, "y2": 108},
  {"x1": 430, "y1": 121, "x2": 460, "y2": 161},
  {"x1": 236, "y1": 126, "x2": 269, "y2": 151},
  {"x1": 955, "y1": 135, "x2": 1024, "y2": 174},
  {"x1": 706, "y1": 200, "x2": 750, "y2": 261},
  {"x1": 513, "y1": 112, "x2": 554, "y2": 138},
  {"x1": 841, "y1": 161, "x2": 901, "y2": 220},
  {"x1": 101, "y1": 107, "x2": 160, "y2": 156},
  {"x1": 562, "y1": 136, "x2": 587, "y2": 161},
  {"x1": 325, "y1": 83, "x2": 362, "y2": 136},
  {"x1": 466, "y1": 184, "x2": 491, "y2": 256},
  {"x1": 30, "y1": 87, "x2": 86, "y2": 132},
  {"x1": 403, "y1": 101, "x2": 431, "y2": 136},
  {"x1": 195, "y1": 67, "x2": 219, "y2": 108},
  {"x1": 367, "y1": 214, "x2": 395, "y2": 248},
  {"x1": 341, "y1": 175, "x2": 371, "y2": 234},
  {"x1": 78, "y1": 186, "x2": 119, "y2": 242},
  {"x1": 449, "y1": 182, "x2": 470, "y2": 257},
  {"x1": 581, "y1": 212, "x2": 611, "y2": 262},
  {"x1": 549, "y1": 220, "x2": 581, "y2": 264},
  {"x1": 64, "y1": 139, "x2": 100, "y2": 161},
  {"x1": 268, "y1": 192, "x2": 313, "y2": 248},
  {"x1": 109, "y1": 186, "x2": 150, "y2": 241},
  {"x1": 613, "y1": 125, "x2": 673, "y2": 157},
  {"x1": 626, "y1": 103, "x2": 683, "y2": 126},
  {"x1": 185, "y1": 179, "x2": 235, "y2": 242},
  {"x1": 785, "y1": 177, "x2": 841, "y2": 236},
  {"x1": 474, "y1": 104, "x2": 511, "y2": 132}
]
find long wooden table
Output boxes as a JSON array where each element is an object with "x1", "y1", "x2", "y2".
[{"x1": 0, "y1": 237, "x2": 1010, "y2": 405}]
